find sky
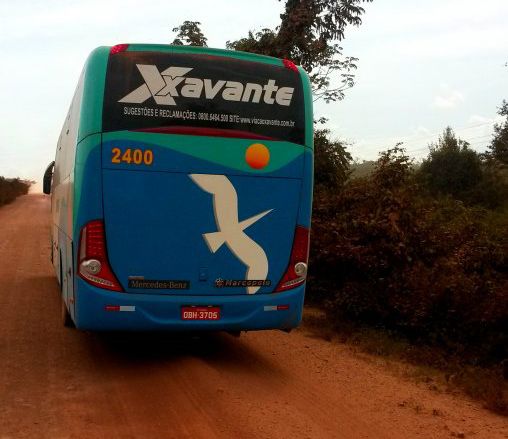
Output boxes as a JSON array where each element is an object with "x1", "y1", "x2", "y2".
[{"x1": 0, "y1": 0, "x2": 507, "y2": 191}]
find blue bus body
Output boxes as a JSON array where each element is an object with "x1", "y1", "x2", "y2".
[{"x1": 48, "y1": 44, "x2": 313, "y2": 331}]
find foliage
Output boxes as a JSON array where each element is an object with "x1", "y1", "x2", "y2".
[
  {"x1": 488, "y1": 100, "x2": 508, "y2": 165},
  {"x1": 171, "y1": 21, "x2": 208, "y2": 47},
  {"x1": 466, "y1": 164, "x2": 508, "y2": 210},
  {"x1": 0, "y1": 177, "x2": 30, "y2": 207},
  {"x1": 416, "y1": 126, "x2": 508, "y2": 209},
  {"x1": 350, "y1": 159, "x2": 376, "y2": 178},
  {"x1": 227, "y1": 0, "x2": 373, "y2": 102},
  {"x1": 314, "y1": 128, "x2": 351, "y2": 189},
  {"x1": 418, "y1": 127, "x2": 483, "y2": 200},
  {"x1": 308, "y1": 147, "x2": 508, "y2": 366}
]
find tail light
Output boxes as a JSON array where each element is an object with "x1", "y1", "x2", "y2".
[
  {"x1": 78, "y1": 220, "x2": 123, "y2": 292},
  {"x1": 275, "y1": 226, "x2": 310, "y2": 292},
  {"x1": 283, "y1": 59, "x2": 299, "y2": 72},
  {"x1": 110, "y1": 44, "x2": 129, "y2": 55}
]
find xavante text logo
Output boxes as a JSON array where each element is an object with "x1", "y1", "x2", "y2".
[{"x1": 119, "y1": 64, "x2": 294, "y2": 107}]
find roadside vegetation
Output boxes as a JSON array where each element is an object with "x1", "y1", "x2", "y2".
[
  {"x1": 0, "y1": 177, "x2": 31, "y2": 208},
  {"x1": 307, "y1": 122, "x2": 508, "y2": 413},
  {"x1": 310, "y1": 125, "x2": 507, "y2": 366}
]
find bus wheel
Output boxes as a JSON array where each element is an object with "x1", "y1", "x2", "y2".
[
  {"x1": 61, "y1": 298, "x2": 74, "y2": 328},
  {"x1": 59, "y1": 254, "x2": 74, "y2": 328},
  {"x1": 58, "y1": 252, "x2": 63, "y2": 290}
]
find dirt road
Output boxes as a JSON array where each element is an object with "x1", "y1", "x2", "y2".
[{"x1": 0, "y1": 194, "x2": 506, "y2": 439}]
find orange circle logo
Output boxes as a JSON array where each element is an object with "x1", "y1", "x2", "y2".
[{"x1": 245, "y1": 143, "x2": 270, "y2": 169}]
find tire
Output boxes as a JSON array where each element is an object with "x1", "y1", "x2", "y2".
[
  {"x1": 57, "y1": 251, "x2": 62, "y2": 290},
  {"x1": 59, "y1": 253, "x2": 74, "y2": 328},
  {"x1": 61, "y1": 297, "x2": 74, "y2": 328}
]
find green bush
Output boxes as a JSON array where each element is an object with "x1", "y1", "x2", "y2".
[
  {"x1": 0, "y1": 177, "x2": 31, "y2": 207},
  {"x1": 416, "y1": 127, "x2": 508, "y2": 210},
  {"x1": 308, "y1": 148, "x2": 508, "y2": 365}
]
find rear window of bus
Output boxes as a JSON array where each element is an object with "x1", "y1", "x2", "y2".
[{"x1": 103, "y1": 51, "x2": 305, "y2": 145}]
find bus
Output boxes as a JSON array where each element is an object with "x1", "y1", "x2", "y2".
[{"x1": 43, "y1": 44, "x2": 313, "y2": 331}]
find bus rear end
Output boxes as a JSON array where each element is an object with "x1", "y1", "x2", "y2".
[{"x1": 74, "y1": 45, "x2": 313, "y2": 331}]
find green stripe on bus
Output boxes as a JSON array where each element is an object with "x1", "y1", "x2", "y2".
[{"x1": 102, "y1": 131, "x2": 305, "y2": 172}]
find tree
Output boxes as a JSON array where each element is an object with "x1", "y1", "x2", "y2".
[
  {"x1": 418, "y1": 127, "x2": 483, "y2": 200},
  {"x1": 488, "y1": 100, "x2": 508, "y2": 165},
  {"x1": 227, "y1": 0, "x2": 372, "y2": 103},
  {"x1": 171, "y1": 21, "x2": 208, "y2": 47},
  {"x1": 374, "y1": 144, "x2": 413, "y2": 190},
  {"x1": 314, "y1": 129, "x2": 351, "y2": 189}
]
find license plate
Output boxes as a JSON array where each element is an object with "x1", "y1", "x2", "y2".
[{"x1": 181, "y1": 306, "x2": 221, "y2": 321}]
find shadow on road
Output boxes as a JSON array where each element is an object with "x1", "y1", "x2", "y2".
[
  {"x1": 21, "y1": 274, "x2": 287, "y2": 380},
  {"x1": 85, "y1": 330, "x2": 286, "y2": 376}
]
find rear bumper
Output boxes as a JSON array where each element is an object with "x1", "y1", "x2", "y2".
[{"x1": 74, "y1": 279, "x2": 305, "y2": 331}]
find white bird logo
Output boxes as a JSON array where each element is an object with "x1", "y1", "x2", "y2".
[{"x1": 190, "y1": 174, "x2": 272, "y2": 294}]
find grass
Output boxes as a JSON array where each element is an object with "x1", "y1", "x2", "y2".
[{"x1": 302, "y1": 307, "x2": 508, "y2": 416}]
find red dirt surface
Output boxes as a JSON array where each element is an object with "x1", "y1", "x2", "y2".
[{"x1": 0, "y1": 194, "x2": 506, "y2": 438}]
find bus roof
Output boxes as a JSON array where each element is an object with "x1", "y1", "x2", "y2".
[{"x1": 122, "y1": 43, "x2": 286, "y2": 66}]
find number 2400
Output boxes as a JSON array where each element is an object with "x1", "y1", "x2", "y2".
[{"x1": 111, "y1": 148, "x2": 153, "y2": 165}]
